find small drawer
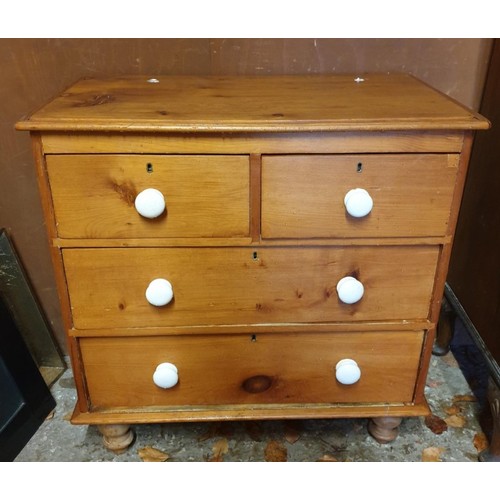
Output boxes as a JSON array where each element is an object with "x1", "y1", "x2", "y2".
[
  {"x1": 261, "y1": 154, "x2": 458, "y2": 238},
  {"x1": 64, "y1": 245, "x2": 439, "y2": 329},
  {"x1": 79, "y1": 331, "x2": 424, "y2": 409},
  {"x1": 46, "y1": 154, "x2": 249, "y2": 238}
]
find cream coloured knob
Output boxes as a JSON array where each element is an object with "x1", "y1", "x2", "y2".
[
  {"x1": 344, "y1": 188, "x2": 373, "y2": 218},
  {"x1": 336, "y1": 276, "x2": 364, "y2": 304},
  {"x1": 135, "y1": 188, "x2": 165, "y2": 218},
  {"x1": 335, "y1": 359, "x2": 361, "y2": 385},
  {"x1": 153, "y1": 362, "x2": 179, "y2": 389},
  {"x1": 146, "y1": 278, "x2": 173, "y2": 307}
]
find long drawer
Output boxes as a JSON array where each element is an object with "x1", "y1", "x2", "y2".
[
  {"x1": 79, "y1": 331, "x2": 424, "y2": 409},
  {"x1": 261, "y1": 154, "x2": 459, "y2": 238},
  {"x1": 64, "y1": 246, "x2": 439, "y2": 329},
  {"x1": 46, "y1": 154, "x2": 250, "y2": 238}
]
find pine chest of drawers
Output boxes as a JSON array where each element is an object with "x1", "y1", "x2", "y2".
[{"x1": 17, "y1": 74, "x2": 489, "y2": 452}]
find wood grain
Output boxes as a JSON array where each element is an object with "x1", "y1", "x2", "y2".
[
  {"x1": 71, "y1": 400, "x2": 431, "y2": 425},
  {"x1": 41, "y1": 131, "x2": 465, "y2": 155},
  {"x1": 63, "y1": 246, "x2": 439, "y2": 329},
  {"x1": 79, "y1": 331, "x2": 424, "y2": 408},
  {"x1": 46, "y1": 154, "x2": 249, "y2": 239},
  {"x1": 17, "y1": 73, "x2": 487, "y2": 432},
  {"x1": 262, "y1": 154, "x2": 459, "y2": 239},
  {"x1": 16, "y1": 74, "x2": 489, "y2": 133}
]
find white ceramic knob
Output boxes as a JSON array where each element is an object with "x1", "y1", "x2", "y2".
[
  {"x1": 145, "y1": 278, "x2": 173, "y2": 307},
  {"x1": 336, "y1": 276, "x2": 364, "y2": 304},
  {"x1": 153, "y1": 362, "x2": 179, "y2": 389},
  {"x1": 134, "y1": 188, "x2": 165, "y2": 218},
  {"x1": 344, "y1": 188, "x2": 373, "y2": 218},
  {"x1": 335, "y1": 359, "x2": 361, "y2": 385}
]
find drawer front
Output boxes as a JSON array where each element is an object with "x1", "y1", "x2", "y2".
[
  {"x1": 261, "y1": 154, "x2": 458, "y2": 238},
  {"x1": 64, "y1": 246, "x2": 439, "y2": 329},
  {"x1": 46, "y1": 154, "x2": 249, "y2": 238},
  {"x1": 80, "y1": 331, "x2": 423, "y2": 408}
]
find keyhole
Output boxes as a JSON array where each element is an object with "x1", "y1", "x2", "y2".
[
  {"x1": 252, "y1": 251, "x2": 259, "y2": 261},
  {"x1": 147, "y1": 163, "x2": 153, "y2": 173},
  {"x1": 251, "y1": 334, "x2": 257, "y2": 342},
  {"x1": 357, "y1": 162, "x2": 363, "y2": 173}
]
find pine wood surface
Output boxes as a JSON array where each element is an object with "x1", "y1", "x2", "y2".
[
  {"x1": 262, "y1": 153, "x2": 459, "y2": 239},
  {"x1": 63, "y1": 246, "x2": 439, "y2": 329},
  {"x1": 40, "y1": 131, "x2": 465, "y2": 155},
  {"x1": 16, "y1": 75, "x2": 489, "y2": 133},
  {"x1": 19, "y1": 74, "x2": 487, "y2": 431},
  {"x1": 46, "y1": 154, "x2": 249, "y2": 239},
  {"x1": 79, "y1": 331, "x2": 424, "y2": 408},
  {"x1": 71, "y1": 400, "x2": 431, "y2": 425},
  {"x1": 67, "y1": 322, "x2": 432, "y2": 337}
]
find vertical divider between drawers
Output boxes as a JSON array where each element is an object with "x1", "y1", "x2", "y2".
[{"x1": 249, "y1": 153, "x2": 262, "y2": 243}]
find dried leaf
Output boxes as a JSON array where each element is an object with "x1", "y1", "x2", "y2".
[
  {"x1": 452, "y1": 394, "x2": 477, "y2": 404},
  {"x1": 422, "y1": 447, "x2": 445, "y2": 462},
  {"x1": 284, "y1": 421, "x2": 302, "y2": 444},
  {"x1": 444, "y1": 405, "x2": 461, "y2": 415},
  {"x1": 473, "y1": 432, "x2": 489, "y2": 453},
  {"x1": 424, "y1": 414, "x2": 448, "y2": 435},
  {"x1": 265, "y1": 440, "x2": 288, "y2": 462},
  {"x1": 45, "y1": 410, "x2": 55, "y2": 421},
  {"x1": 317, "y1": 454, "x2": 338, "y2": 462},
  {"x1": 445, "y1": 414, "x2": 466, "y2": 428},
  {"x1": 138, "y1": 446, "x2": 170, "y2": 462},
  {"x1": 198, "y1": 422, "x2": 234, "y2": 442},
  {"x1": 208, "y1": 438, "x2": 229, "y2": 462}
]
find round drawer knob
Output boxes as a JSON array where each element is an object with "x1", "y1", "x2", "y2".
[
  {"x1": 335, "y1": 359, "x2": 361, "y2": 385},
  {"x1": 134, "y1": 188, "x2": 165, "y2": 219},
  {"x1": 336, "y1": 276, "x2": 364, "y2": 304},
  {"x1": 344, "y1": 188, "x2": 373, "y2": 218},
  {"x1": 146, "y1": 278, "x2": 173, "y2": 307},
  {"x1": 153, "y1": 362, "x2": 179, "y2": 389}
]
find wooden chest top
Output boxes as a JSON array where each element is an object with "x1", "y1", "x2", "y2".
[{"x1": 16, "y1": 74, "x2": 489, "y2": 133}]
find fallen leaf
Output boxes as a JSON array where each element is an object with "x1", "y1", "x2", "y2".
[
  {"x1": 265, "y1": 440, "x2": 288, "y2": 462},
  {"x1": 452, "y1": 394, "x2": 477, "y2": 404},
  {"x1": 422, "y1": 447, "x2": 445, "y2": 462},
  {"x1": 198, "y1": 422, "x2": 234, "y2": 442},
  {"x1": 444, "y1": 405, "x2": 461, "y2": 415},
  {"x1": 138, "y1": 446, "x2": 170, "y2": 462},
  {"x1": 208, "y1": 438, "x2": 229, "y2": 462},
  {"x1": 473, "y1": 432, "x2": 489, "y2": 453},
  {"x1": 424, "y1": 414, "x2": 448, "y2": 434},
  {"x1": 317, "y1": 454, "x2": 338, "y2": 462},
  {"x1": 445, "y1": 414, "x2": 466, "y2": 428},
  {"x1": 45, "y1": 410, "x2": 55, "y2": 420},
  {"x1": 284, "y1": 421, "x2": 302, "y2": 444}
]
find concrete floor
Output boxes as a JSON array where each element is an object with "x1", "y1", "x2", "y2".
[{"x1": 15, "y1": 346, "x2": 491, "y2": 462}]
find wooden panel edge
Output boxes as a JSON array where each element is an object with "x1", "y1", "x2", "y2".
[
  {"x1": 68, "y1": 322, "x2": 432, "y2": 337},
  {"x1": 53, "y1": 236, "x2": 450, "y2": 248},
  {"x1": 249, "y1": 154, "x2": 261, "y2": 242},
  {"x1": 71, "y1": 401, "x2": 431, "y2": 425},
  {"x1": 41, "y1": 131, "x2": 464, "y2": 154}
]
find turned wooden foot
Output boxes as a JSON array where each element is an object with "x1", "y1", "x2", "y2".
[
  {"x1": 433, "y1": 296, "x2": 455, "y2": 356},
  {"x1": 479, "y1": 378, "x2": 500, "y2": 462},
  {"x1": 97, "y1": 424, "x2": 134, "y2": 454},
  {"x1": 368, "y1": 417, "x2": 403, "y2": 444}
]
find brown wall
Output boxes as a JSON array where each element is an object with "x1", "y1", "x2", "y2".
[{"x1": 0, "y1": 38, "x2": 492, "y2": 353}]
